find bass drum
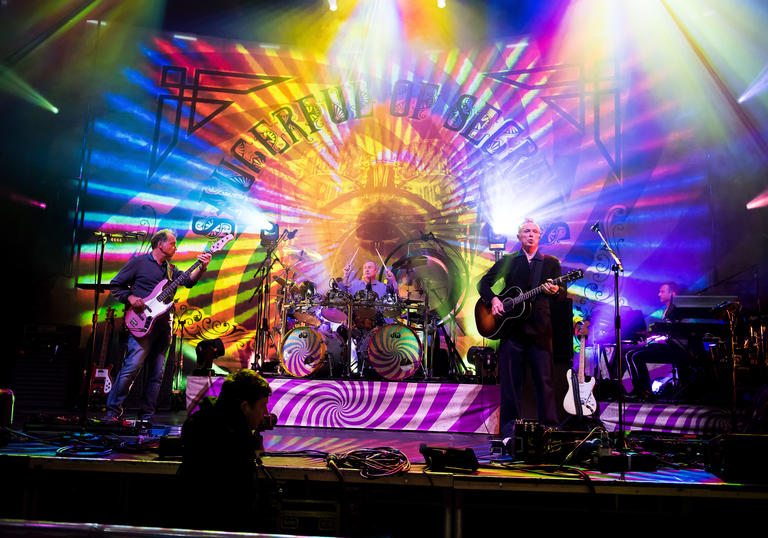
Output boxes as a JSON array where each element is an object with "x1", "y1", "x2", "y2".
[
  {"x1": 280, "y1": 327, "x2": 345, "y2": 377},
  {"x1": 368, "y1": 323, "x2": 422, "y2": 380}
]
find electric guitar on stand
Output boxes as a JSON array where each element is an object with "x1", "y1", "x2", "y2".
[
  {"x1": 564, "y1": 320, "x2": 597, "y2": 416},
  {"x1": 89, "y1": 306, "x2": 115, "y2": 399},
  {"x1": 125, "y1": 233, "x2": 234, "y2": 338},
  {"x1": 474, "y1": 269, "x2": 583, "y2": 339}
]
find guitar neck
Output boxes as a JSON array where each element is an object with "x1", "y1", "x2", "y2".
[
  {"x1": 578, "y1": 335, "x2": 586, "y2": 383},
  {"x1": 156, "y1": 260, "x2": 202, "y2": 302},
  {"x1": 515, "y1": 274, "x2": 566, "y2": 303}
]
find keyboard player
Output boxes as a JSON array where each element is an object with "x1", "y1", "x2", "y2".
[{"x1": 625, "y1": 282, "x2": 695, "y2": 400}]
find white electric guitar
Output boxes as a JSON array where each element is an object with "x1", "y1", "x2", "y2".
[
  {"x1": 124, "y1": 234, "x2": 234, "y2": 338},
  {"x1": 563, "y1": 320, "x2": 597, "y2": 416}
]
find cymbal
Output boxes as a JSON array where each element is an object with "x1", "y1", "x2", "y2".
[
  {"x1": 272, "y1": 275, "x2": 299, "y2": 293},
  {"x1": 297, "y1": 280, "x2": 316, "y2": 295}
]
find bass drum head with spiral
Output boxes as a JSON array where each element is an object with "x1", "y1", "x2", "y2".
[
  {"x1": 281, "y1": 327, "x2": 346, "y2": 378},
  {"x1": 280, "y1": 327, "x2": 327, "y2": 377},
  {"x1": 368, "y1": 324, "x2": 422, "y2": 380}
]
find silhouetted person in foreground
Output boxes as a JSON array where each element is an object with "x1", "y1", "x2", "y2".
[{"x1": 179, "y1": 369, "x2": 272, "y2": 531}]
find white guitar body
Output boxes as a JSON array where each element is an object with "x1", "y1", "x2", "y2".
[
  {"x1": 563, "y1": 370, "x2": 597, "y2": 416},
  {"x1": 124, "y1": 279, "x2": 173, "y2": 338},
  {"x1": 93, "y1": 368, "x2": 113, "y2": 394}
]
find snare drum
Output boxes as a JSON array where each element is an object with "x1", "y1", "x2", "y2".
[
  {"x1": 280, "y1": 327, "x2": 345, "y2": 377},
  {"x1": 368, "y1": 323, "x2": 422, "y2": 380}
]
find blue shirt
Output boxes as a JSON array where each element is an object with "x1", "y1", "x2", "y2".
[
  {"x1": 110, "y1": 252, "x2": 194, "y2": 304},
  {"x1": 340, "y1": 277, "x2": 397, "y2": 298}
]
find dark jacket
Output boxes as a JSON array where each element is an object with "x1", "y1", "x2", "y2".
[{"x1": 179, "y1": 397, "x2": 263, "y2": 530}]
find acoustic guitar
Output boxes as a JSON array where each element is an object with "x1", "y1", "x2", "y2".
[{"x1": 474, "y1": 269, "x2": 583, "y2": 339}]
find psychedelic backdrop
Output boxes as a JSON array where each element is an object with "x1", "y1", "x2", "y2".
[{"x1": 72, "y1": 8, "x2": 744, "y2": 372}]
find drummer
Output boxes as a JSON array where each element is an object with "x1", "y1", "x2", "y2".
[{"x1": 341, "y1": 260, "x2": 398, "y2": 296}]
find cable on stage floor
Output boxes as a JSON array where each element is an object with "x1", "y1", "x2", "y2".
[{"x1": 328, "y1": 446, "x2": 411, "y2": 479}]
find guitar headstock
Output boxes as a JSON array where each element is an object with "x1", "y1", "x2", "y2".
[
  {"x1": 577, "y1": 320, "x2": 590, "y2": 338},
  {"x1": 559, "y1": 269, "x2": 584, "y2": 284},
  {"x1": 208, "y1": 233, "x2": 235, "y2": 254}
]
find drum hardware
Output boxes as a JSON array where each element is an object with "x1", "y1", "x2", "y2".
[{"x1": 273, "y1": 275, "x2": 299, "y2": 295}]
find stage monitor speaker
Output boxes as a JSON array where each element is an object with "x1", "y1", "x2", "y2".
[
  {"x1": 419, "y1": 443, "x2": 479, "y2": 472},
  {"x1": 708, "y1": 434, "x2": 768, "y2": 484},
  {"x1": 12, "y1": 324, "x2": 82, "y2": 410}
]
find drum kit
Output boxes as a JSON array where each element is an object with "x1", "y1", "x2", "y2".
[{"x1": 274, "y1": 275, "x2": 430, "y2": 381}]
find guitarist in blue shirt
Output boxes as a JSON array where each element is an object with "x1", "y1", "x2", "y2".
[
  {"x1": 107, "y1": 229, "x2": 210, "y2": 423},
  {"x1": 477, "y1": 219, "x2": 563, "y2": 437}
]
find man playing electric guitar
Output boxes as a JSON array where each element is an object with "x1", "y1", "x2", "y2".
[
  {"x1": 477, "y1": 218, "x2": 563, "y2": 437},
  {"x1": 107, "y1": 229, "x2": 211, "y2": 423}
]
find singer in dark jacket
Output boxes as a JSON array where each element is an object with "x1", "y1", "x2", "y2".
[{"x1": 478, "y1": 219, "x2": 563, "y2": 437}]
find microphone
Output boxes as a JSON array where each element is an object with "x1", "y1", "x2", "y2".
[
  {"x1": 590, "y1": 222, "x2": 600, "y2": 232},
  {"x1": 286, "y1": 229, "x2": 298, "y2": 239},
  {"x1": 94, "y1": 231, "x2": 144, "y2": 239},
  {"x1": 123, "y1": 231, "x2": 146, "y2": 239}
]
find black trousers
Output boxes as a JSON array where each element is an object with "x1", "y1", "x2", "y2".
[{"x1": 498, "y1": 335, "x2": 558, "y2": 437}]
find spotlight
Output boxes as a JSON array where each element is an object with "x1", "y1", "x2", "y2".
[
  {"x1": 328, "y1": 0, "x2": 337, "y2": 11},
  {"x1": 437, "y1": 0, "x2": 446, "y2": 8},
  {"x1": 259, "y1": 222, "x2": 279, "y2": 248},
  {"x1": 193, "y1": 338, "x2": 225, "y2": 375}
]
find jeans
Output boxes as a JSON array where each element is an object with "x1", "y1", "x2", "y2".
[{"x1": 106, "y1": 321, "x2": 171, "y2": 421}]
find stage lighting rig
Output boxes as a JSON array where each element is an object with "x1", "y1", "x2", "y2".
[
  {"x1": 467, "y1": 346, "x2": 498, "y2": 383},
  {"x1": 260, "y1": 222, "x2": 279, "y2": 248}
]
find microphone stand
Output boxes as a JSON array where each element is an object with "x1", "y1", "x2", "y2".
[
  {"x1": 592, "y1": 224, "x2": 628, "y2": 455},
  {"x1": 79, "y1": 232, "x2": 138, "y2": 426},
  {"x1": 251, "y1": 230, "x2": 290, "y2": 369}
]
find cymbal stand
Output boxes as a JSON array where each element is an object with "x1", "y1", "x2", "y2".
[
  {"x1": 428, "y1": 284, "x2": 467, "y2": 379},
  {"x1": 423, "y1": 289, "x2": 430, "y2": 378},
  {"x1": 170, "y1": 316, "x2": 188, "y2": 411},
  {"x1": 346, "y1": 302, "x2": 354, "y2": 378},
  {"x1": 252, "y1": 230, "x2": 290, "y2": 368}
]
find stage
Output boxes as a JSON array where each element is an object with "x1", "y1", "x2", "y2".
[{"x1": 2, "y1": 407, "x2": 768, "y2": 536}]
